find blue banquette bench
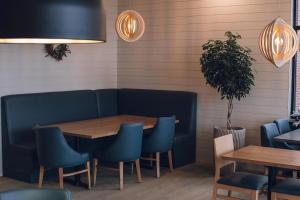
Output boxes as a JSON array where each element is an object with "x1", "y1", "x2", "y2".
[{"x1": 1, "y1": 89, "x2": 197, "y2": 182}]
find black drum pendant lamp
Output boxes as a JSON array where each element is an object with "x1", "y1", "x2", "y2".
[{"x1": 0, "y1": 0, "x2": 106, "y2": 44}]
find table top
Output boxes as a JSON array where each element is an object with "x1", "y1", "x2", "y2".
[
  {"x1": 47, "y1": 115, "x2": 160, "y2": 139},
  {"x1": 274, "y1": 129, "x2": 300, "y2": 144},
  {"x1": 223, "y1": 145, "x2": 300, "y2": 170}
]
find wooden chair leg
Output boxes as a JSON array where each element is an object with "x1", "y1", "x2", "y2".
[
  {"x1": 38, "y1": 166, "x2": 45, "y2": 188},
  {"x1": 93, "y1": 159, "x2": 98, "y2": 186},
  {"x1": 119, "y1": 162, "x2": 124, "y2": 190},
  {"x1": 168, "y1": 150, "x2": 174, "y2": 172},
  {"x1": 135, "y1": 159, "x2": 142, "y2": 183},
  {"x1": 156, "y1": 152, "x2": 160, "y2": 178},
  {"x1": 251, "y1": 190, "x2": 259, "y2": 200},
  {"x1": 293, "y1": 170, "x2": 297, "y2": 178},
  {"x1": 58, "y1": 168, "x2": 64, "y2": 189},
  {"x1": 264, "y1": 167, "x2": 269, "y2": 175},
  {"x1": 227, "y1": 190, "x2": 232, "y2": 197},
  {"x1": 211, "y1": 183, "x2": 217, "y2": 200},
  {"x1": 86, "y1": 161, "x2": 91, "y2": 190}
]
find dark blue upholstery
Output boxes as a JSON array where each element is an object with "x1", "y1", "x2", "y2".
[
  {"x1": 35, "y1": 127, "x2": 89, "y2": 168},
  {"x1": 0, "y1": 189, "x2": 72, "y2": 200},
  {"x1": 2, "y1": 88, "x2": 197, "y2": 182},
  {"x1": 142, "y1": 116, "x2": 175, "y2": 153},
  {"x1": 261, "y1": 123, "x2": 285, "y2": 148},
  {"x1": 94, "y1": 123, "x2": 143, "y2": 163},
  {"x1": 118, "y1": 89, "x2": 197, "y2": 167},
  {"x1": 1, "y1": 90, "x2": 98, "y2": 182},
  {"x1": 95, "y1": 89, "x2": 118, "y2": 117},
  {"x1": 218, "y1": 172, "x2": 268, "y2": 190},
  {"x1": 274, "y1": 119, "x2": 292, "y2": 134},
  {"x1": 261, "y1": 123, "x2": 300, "y2": 150},
  {"x1": 271, "y1": 178, "x2": 300, "y2": 196}
]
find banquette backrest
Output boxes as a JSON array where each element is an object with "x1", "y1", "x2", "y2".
[
  {"x1": 1, "y1": 90, "x2": 98, "y2": 146},
  {"x1": 118, "y1": 89, "x2": 197, "y2": 135}
]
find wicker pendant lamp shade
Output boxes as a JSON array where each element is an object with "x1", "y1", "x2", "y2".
[
  {"x1": 116, "y1": 10, "x2": 145, "y2": 42},
  {"x1": 259, "y1": 17, "x2": 298, "y2": 68}
]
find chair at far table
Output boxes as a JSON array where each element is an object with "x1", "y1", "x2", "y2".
[
  {"x1": 261, "y1": 123, "x2": 299, "y2": 178},
  {"x1": 274, "y1": 119, "x2": 292, "y2": 135},
  {"x1": 212, "y1": 134, "x2": 268, "y2": 200},
  {"x1": 0, "y1": 189, "x2": 72, "y2": 200},
  {"x1": 93, "y1": 123, "x2": 144, "y2": 190},
  {"x1": 35, "y1": 127, "x2": 91, "y2": 189}
]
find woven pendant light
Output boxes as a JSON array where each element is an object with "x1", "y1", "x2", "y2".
[
  {"x1": 116, "y1": 10, "x2": 145, "y2": 42},
  {"x1": 259, "y1": 17, "x2": 298, "y2": 68}
]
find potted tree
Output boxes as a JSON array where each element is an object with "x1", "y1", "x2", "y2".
[{"x1": 200, "y1": 31, "x2": 255, "y2": 149}]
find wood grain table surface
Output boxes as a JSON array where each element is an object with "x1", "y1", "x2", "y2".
[
  {"x1": 47, "y1": 115, "x2": 179, "y2": 139},
  {"x1": 223, "y1": 145, "x2": 300, "y2": 170},
  {"x1": 47, "y1": 115, "x2": 160, "y2": 139}
]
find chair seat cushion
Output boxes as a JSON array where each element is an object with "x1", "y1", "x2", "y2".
[
  {"x1": 271, "y1": 179, "x2": 300, "y2": 196},
  {"x1": 217, "y1": 172, "x2": 268, "y2": 190}
]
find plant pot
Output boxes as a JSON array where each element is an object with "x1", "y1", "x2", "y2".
[{"x1": 213, "y1": 127, "x2": 246, "y2": 150}]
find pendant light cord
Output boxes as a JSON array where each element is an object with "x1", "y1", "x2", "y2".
[{"x1": 278, "y1": 0, "x2": 280, "y2": 17}]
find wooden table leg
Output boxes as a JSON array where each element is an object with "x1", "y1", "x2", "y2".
[{"x1": 267, "y1": 166, "x2": 277, "y2": 200}]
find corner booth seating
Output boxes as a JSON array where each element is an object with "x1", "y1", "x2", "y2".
[{"x1": 2, "y1": 89, "x2": 197, "y2": 183}]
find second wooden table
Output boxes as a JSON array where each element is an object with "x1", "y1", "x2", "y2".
[
  {"x1": 274, "y1": 129, "x2": 300, "y2": 144},
  {"x1": 223, "y1": 145, "x2": 300, "y2": 200}
]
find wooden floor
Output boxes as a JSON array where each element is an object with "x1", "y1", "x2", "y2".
[{"x1": 0, "y1": 164, "x2": 267, "y2": 200}]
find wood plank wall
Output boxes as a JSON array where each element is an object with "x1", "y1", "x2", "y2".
[
  {"x1": 0, "y1": 0, "x2": 118, "y2": 176},
  {"x1": 117, "y1": 0, "x2": 292, "y2": 166}
]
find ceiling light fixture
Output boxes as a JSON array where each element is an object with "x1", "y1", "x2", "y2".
[
  {"x1": 0, "y1": 0, "x2": 106, "y2": 44},
  {"x1": 259, "y1": 17, "x2": 298, "y2": 68},
  {"x1": 116, "y1": 10, "x2": 145, "y2": 42}
]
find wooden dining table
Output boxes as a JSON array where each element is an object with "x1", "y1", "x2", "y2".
[
  {"x1": 47, "y1": 114, "x2": 161, "y2": 139},
  {"x1": 274, "y1": 128, "x2": 300, "y2": 144},
  {"x1": 223, "y1": 145, "x2": 300, "y2": 200}
]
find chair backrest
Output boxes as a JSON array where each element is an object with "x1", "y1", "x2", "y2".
[
  {"x1": 35, "y1": 127, "x2": 82, "y2": 168},
  {"x1": 0, "y1": 189, "x2": 71, "y2": 200},
  {"x1": 214, "y1": 134, "x2": 235, "y2": 180},
  {"x1": 102, "y1": 123, "x2": 144, "y2": 163},
  {"x1": 261, "y1": 123, "x2": 284, "y2": 148},
  {"x1": 143, "y1": 116, "x2": 176, "y2": 153},
  {"x1": 274, "y1": 118, "x2": 291, "y2": 134}
]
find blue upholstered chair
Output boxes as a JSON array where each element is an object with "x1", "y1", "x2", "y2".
[
  {"x1": 261, "y1": 123, "x2": 299, "y2": 150},
  {"x1": 271, "y1": 178, "x2": 300, "y2": 199},
  {"x1": 0, "y1": 189, "x2": 71, "y2": 200},
  {"x1": 261, "y1": 123, "x2": 299, "y2": 178},
  {"x1": 35, "y1": 127, "x2": 91, "y2": 189},
  {"x1": 212, "y1": 134, "x2": 267, "y2": 200},
  {"x1": 141, "y1": 116, "x2": 176, "y2": 178},
  {"x1": 93, "y1": 123, "x2": 143, "y2": 190},
  {"x1": 274, "y1": 119, "x2": 292, "y2": 134}
]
